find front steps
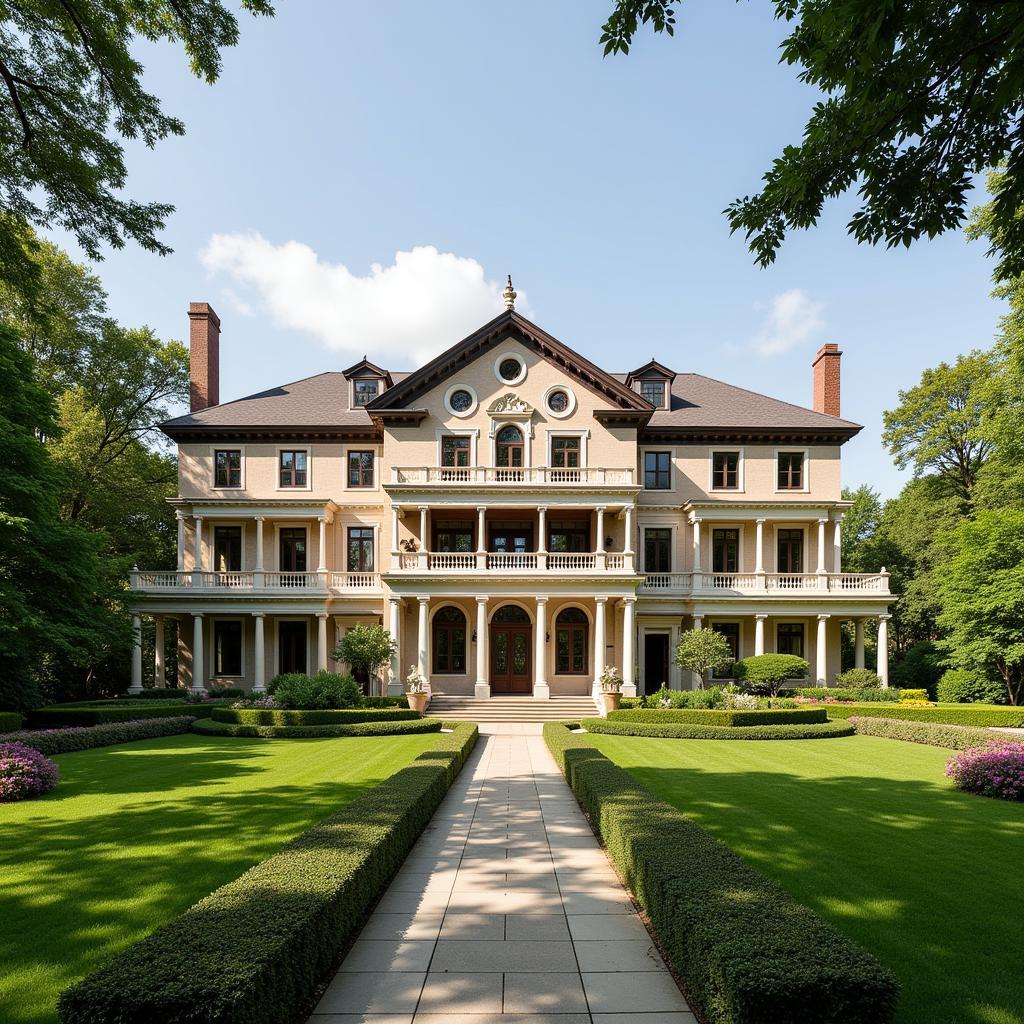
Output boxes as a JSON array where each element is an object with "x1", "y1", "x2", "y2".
[{"x1": 426, "y1": 694, "x2": 598, "y2": 722}]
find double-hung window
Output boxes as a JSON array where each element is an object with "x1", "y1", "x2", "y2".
[
  {"x1": 712, "y1": 528, "x2": 739, "y2": 573},
  {"x1": 347, "y1": 527, "x2": 374, "y2": 572},
  {"x1": 644, "y1": 451, "x2": 671, "y2": 490},
  {"x1": 640, "y1": 380, "x2": 665, "y2": 406},
  {"x1": 214, "y1": 449, "x2": 242, "y2": 488},
  {"x1": 644, "y1": 528, "x2": 671, "y2": 572},
  {"x1": 353, "y1": 379, "x2": 379, "y2": 406},
  {"x1": 777, "y1": 451, "x2": 805, "y2": 489},
  {"x1": 712, "y1": 451, "x2": 739, "y2": 489},
  {"x1": 347, "y1": 450, "x2": 375, "y2": 487},
  {"x1": 279, "y1": 450, "x2": 308, "y2": 488}
]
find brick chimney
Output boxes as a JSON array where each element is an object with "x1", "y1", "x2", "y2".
[
  {"x1": 188, "y1": 302, "x2": 220, "y2": 412},
  {"x1": 812, "y1": 343, "x2": 841, "y2": 417}
]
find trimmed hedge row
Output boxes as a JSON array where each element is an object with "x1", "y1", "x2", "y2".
[
  {"x1": 0, "y1": 711, "x2": 24, "y2": 733},
  {"x1": 211, "y1": 707, "x2": 421, "y2": 726},
  {"x1": 607, "y1": 707, "x2": 828, "y2": 726},
  {"x1": 849, "y1": 716, "x2": 1008, "y2": 750},
  {"x1": 59, "y1": 722, "x2": 479, "y2": 1024},
  {"x1": 7, "y1": 717, "x2": 196, "y2": 755},
  {"x1": 194, "y1": 717, "x2": 443, "y2": 739},
  {"x1": 27, "y1": 704, "x2": 217, "y2": 727},
  {"x1": 820, "y1": 703, "x2": 1024, "y2": 727},
  {"x1": 582, "y1": 718, "x2": 855, "y2": 741},
  {"x1": 791, "y1": 686, "x2": 901, "y2": 703},
  {"x1": 544, "y1": 723, "x2": 898, "y2": 1024}
]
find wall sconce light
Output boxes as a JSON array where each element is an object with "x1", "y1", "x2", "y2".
[
  {"x1": 605, "y1": 536, "x2": 614, "y2": 549},
  {"x1": 471, "y1": 630, "x2": 477, "y2": 642}
]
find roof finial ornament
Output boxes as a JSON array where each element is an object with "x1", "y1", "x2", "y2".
[{"x1": 502, "y1": 274, "x2": 517, "y2": 311}]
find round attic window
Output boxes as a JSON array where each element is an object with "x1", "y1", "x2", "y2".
[
  {"x1": 543, "y1": 384, "x2": 577, "y2": 419},
  {"x1": 493, "y1": 350, "x2": 527, "y2": 386},
  {"x1": 547, "y1": 389, "x2": 569, "y2": 413},
  {"x1": 444, "y1": 384, "x2": 478, "y2": 418}
]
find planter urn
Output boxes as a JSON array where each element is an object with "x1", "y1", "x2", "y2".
[
  {"x1": 406, "y1": 691, "x2": 429, "y2": 714},
  {"x1": 601, "y1": 691, "x2": 622, "y2": 716}
]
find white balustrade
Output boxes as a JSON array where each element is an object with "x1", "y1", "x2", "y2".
[
  {"x1": 390, "y1": 466, "x2": 635, "y2": 485},
  {"x1": 330, "y1": 572, "x2": 382, "y2": 591},
  {"x1": 486, "y1": 552, "x2": 538, "y2": 570},
  {"x1": 547, "y1": 552, "x2": 596, "y2": 571},
  {"x1": 427, "y1": 552, "x2": 477, "y2": 570}
]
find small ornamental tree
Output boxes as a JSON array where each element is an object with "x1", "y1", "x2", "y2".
[
  {"x1": 333, "y1": 625, "x2": 396, "y2": 697},
  {"x1": 736, "y1": 654, "x2": 810, "y2": 696},
  {"x1": 674, "y1": 628, "x2": 734, "y2": 690}
]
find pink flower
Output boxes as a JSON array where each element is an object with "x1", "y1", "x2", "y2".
[
  {"x1": 946, "y1": 742, "x2": 1024, "y2": 801},
  {"x1": 0, "y1": 743, "x2": 59, "y2": 801}
]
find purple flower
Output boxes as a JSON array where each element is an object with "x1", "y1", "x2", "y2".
[
  {"x1": 0, "y1": 742, "x2": 60, "y2": 802},
  {"x1": 946, "y1": 742, "x2": 1024, "y2": 801}
]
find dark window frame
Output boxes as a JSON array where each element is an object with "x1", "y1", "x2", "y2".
[
  {"x1": 777, "y1": 622, "x2": 805, "y2": 658},
  {"x1": 712, "y1": 527, "x2": 740, "y2": 574},
  {"x1": 644, "y1": 527, "x2": 672, "y2": 572},
  {"x1": 432, "y1": 606, "x2": 467, "y2": 674},
  {"x1": 712, "y1": 451, "x2": 740, "y2": 490},
  {"x1": 496, "y1": 424, "x2": 525, "y2": 468},
  {"x1": 550, "y1": 436, "x2": 580, "y2": 468},
  {"x1": 777, "y1": 451, "x2": 805, "y2": 490},
  {"x1": 640, "y1": 379, "x2": 666, "y2": 407},
  {"x1": 214, "y1": 449, "x2": 242, "y2": 488},
  {"x1": 433, "y1": 520, "x2": 475, "y2": 552},
  {"x1": 347, "y1": 526, "x2": 375, "y2": 572},
  {"x1": 441, "y1": 435, "x2": 471, "y2": 467},
  {"x1": 777, "y1": 528, "x2": 804, "y2": 573},
  {"x1": 279, "y1": 527, "x2": 308, "y2": 572},
  {"x1": 555, "y1": 608, "x2": 589, "y2": 675},
  {"x1": 213, "y1": 619, "x2": 243, "y2": 676},
  {"x1": 644, "y1": 450, "x2": 671, "y2": 490},
  {"x1": 352, "y1": 379, "x2": 380, "y2": 406},
  {"x1": 347, "y1": 449, "x2": 375, "y2": 488},
  {"x1": 279, "y1": 449, "x2": 308, "y2": 488},
  {"x1": 711, "y1": 622, "x2": 740, "y2": 670},
  {"x1": 213, "y1": 525, "x2": 242, "y2": 572}
]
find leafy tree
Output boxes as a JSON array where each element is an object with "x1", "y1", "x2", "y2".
[
  {"x1": 936, "y1": 509, "x2": 1024, "y2": 706},
  {"x1": 333, "y1": 625, "x2": 397, "y2": 697},
  {"x1": 674, "y1": 627, "x2": 733, "y2": 688},
  {"x1": 0, "y1": 0, "x2": 273, "y2": 297},
  {"x1": 882, "y1": 350, "x2": 1000, "y2": 503},
  {"x1": 734, "y1": 653, "x2": 809, "y2": 696},
  {"x1": 839, "y1": 485, "x2": 882, "y2": 573},
  {"x1": 600, "y1": 1, "x2": 1024, "y2": 277}
]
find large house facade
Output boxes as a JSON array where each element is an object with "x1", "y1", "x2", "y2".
[{"x1": 128, "y1": 288, "x2": 892, "y2": 700}]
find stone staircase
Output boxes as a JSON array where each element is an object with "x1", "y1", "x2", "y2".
[{"x1": 426, "y1": 694, "x2": 598, "y2": 722}]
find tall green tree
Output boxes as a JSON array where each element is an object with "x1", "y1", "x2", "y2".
[
  {"x1": 600, "y1": 1, "x2": 1024, "y2": 278},
  {"x1": 0, "y1": 0, "x2": 273, "y2": 297}
]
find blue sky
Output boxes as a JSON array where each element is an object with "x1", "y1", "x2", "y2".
[{"x1": 50, "y1": 0, "x2": 1004, "y2": 496}]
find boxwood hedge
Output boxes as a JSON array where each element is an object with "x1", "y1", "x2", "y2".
[
  {"x1": 27, "y1": 703, "x2": 217, "y2": 727},
  {"x1": 7, "y1": 716, "x2": 196, "y2": 754},
  {"x1": 0, "y1": 711, "x2": 24, "y2": 733},
  {"x1": 820, "y1": 703, "x2": 1024, "y2": 727},
  {"x1": 194, "y1": 717, "x2": 442, "y2": 739},
  {"x1": 211, "y1": 707, "x2": 421, "y2": 726},
  {"x1": 543, "y1": 723, "x2": 898, "y2": 1024},
  {"x1": 582, "y1": 718, "x2": 855, "y2": 740},
  {"x1": 848, "y1": 716, "x2": 1008, "y2": 750},
  {"x1": 607, "y1": 707, "x2": 828, "y2": 726},
  {"x1": 791, "y1": 686, "x2": 901, "y2": 702},
  {"x1": 58, "y1": 722, "x2": 478, "y2": 1024}
]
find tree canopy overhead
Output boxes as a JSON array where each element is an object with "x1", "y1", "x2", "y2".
[{"x1": 601, "y1": 1, "x2": 1024, "y2": 279}]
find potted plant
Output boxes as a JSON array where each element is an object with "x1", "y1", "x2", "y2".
[
  {"x1": 599, "y1": 665, "x2": 622, "y2": 715},
  {"x1": 405, "y1": 665, "x2": 429, "y2": 713}
]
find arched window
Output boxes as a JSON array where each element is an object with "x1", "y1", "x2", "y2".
[
  {"x1": 555, "y1": 608, "x2": 588, "y2": 675},
  {"x1": 496, "y1": 425, "x2": 524, "y2": 468},
  {"x1": 432, "y1": 606, "x2": 467, "y2": 674},
  {"x1": 493, "y1": 604, "x2": 531, "y2": 625}
]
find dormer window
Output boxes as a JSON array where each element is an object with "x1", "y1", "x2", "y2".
[
  {"x1": 640, "y1": 380, "x2": 666, "y2": 407},
  {"x1": 626, "y1": 359, "x2": 675, "y2": 410},
  {"x1": 353, "y1": 379, "x2": 379, "y2": 406}
]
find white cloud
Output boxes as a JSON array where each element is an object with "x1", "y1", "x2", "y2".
[
  {"x1": 200, "y1": 235, "x2": 526, "y2": 366},
  {"x1": 751, "y1": 288, "x2": 825, "y2": 356}
]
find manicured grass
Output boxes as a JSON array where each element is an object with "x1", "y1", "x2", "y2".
[
  {"x1": 0, "y1": 732, "x2": 439, "y2": 1024},
  {"x1": 590, "y1": 733, "x2": 1024, "y2": 1024}
]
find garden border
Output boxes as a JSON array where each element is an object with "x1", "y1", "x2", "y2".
[
  {"x1": 607, "y1": 707, "x2": 828, "y2": 726},
  {"x1": 27, "y1": 704, "x2": 217, "y2": 727},
  {"x1": 582, "y1": 718, "x2": 854, "y2": 740},
  {"x1": 6, "y1": 716, "x2": 196, "y2": 754},
  {"x1": 819, "y1": 704, "x2": 1024, "y2": 727},
  {"x1": 848, "y1": 716, "x2": 1009, "y2": 750},
  {"x1": 194, "y1": 717, "x2": 442, "y2": 739},
  {"x1": 211, "y1": 707, "x2": 421, "y2": 726}
]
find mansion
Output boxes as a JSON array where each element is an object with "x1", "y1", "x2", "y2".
[{"x1": 128, "y1": 285, "x2": 892, "y2": 700}]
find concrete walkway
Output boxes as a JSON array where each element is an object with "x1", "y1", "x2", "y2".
[{"x1": 311, "y1": 724, "x2": 696, "y2": 1023}]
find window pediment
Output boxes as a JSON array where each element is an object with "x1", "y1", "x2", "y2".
[{"x1": 487, "y1": 393, "x2": 534, "y2": 417}]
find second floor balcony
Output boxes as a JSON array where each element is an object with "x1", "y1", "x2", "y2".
[
  {"x1": 131, "y1": 569, "x2": 382, "y2": 595},
  {"x1": 639, "y1": 570, "x2": 890, "y2": 596},
  {"x1": 389, "y1": 465, "x2": 636, "y2": 487},
  {"x1": 388, "y1": 550, "x2": 634, "y2": 573}
]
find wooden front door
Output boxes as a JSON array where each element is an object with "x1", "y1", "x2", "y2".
[{"x1": 491, "y1": 626, "x2": 532, "y2": 692}]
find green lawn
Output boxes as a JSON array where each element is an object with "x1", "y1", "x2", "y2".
[
  {"x1": 591, "y1": 733, "x2": 1024, "y2": 1024},
  {"x1": 0, "y1": 732, "x2": 439, "y2": 1024}
]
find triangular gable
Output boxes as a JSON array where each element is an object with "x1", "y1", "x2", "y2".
[
  {"x1": 626, "y1": 358, "x2": 676, "y2": 385},
  {"x1": 342, "y1": 357, "x2": 393, "y2": 389},
  {"x1": 365, "y1": 309, "x2": 652, "y2": 423}
]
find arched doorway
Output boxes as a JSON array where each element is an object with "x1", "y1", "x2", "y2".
[{"x1": 491, "y1": 604, "x2": 532, "y2": 693}]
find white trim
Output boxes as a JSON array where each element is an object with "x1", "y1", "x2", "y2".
[
  {"x1": 444, "y1": 383, "x2": 479, "y2": 418},
  {"x1": 343, "y1": 445, "x2": 380, "y2": 493},
  {"x1": 545, "y1": 428, "x2": 589, "y2": 467},
  {"x1": 639, "y1": 446, "x2": 675, "y2": 492},
  {"x1": 209, "y1": 615, "x2": 246, "y2": 680},
  {"x1": 708, "y1": 447, "x2": 745, "y2": 493},
  {"x1": 774, "y1": 446, "x2": 811, "y2": 494},
  {"x1": 493, "y1": 350, "x2": 527, "y2": 386},
  {"x1": 435, "y1": 427, "x2": 480, "y2": 467},
  {"x1": 209, "y1": 444, "x2": 246, "y2": 491},
  {"x1": 543, "y1": 383, "x2": 577, "y2": 418},
  {"x1": 274, "y1": 445, "x2": 312, "y2": 492}
]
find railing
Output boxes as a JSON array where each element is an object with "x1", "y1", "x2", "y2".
[
  {"x1": 427, "y1": 552, "x2": 477, "y2": 570},
  {"x1": 637, "y1": 571, "x2": 890, "y2": 595},
  {"x1": 487, "y1": 552, "x2": 539, "y2": 570},
  {"x1": 131, "y1": 570, "x2": 381, "y2": 594},
  {"x1": 329, "y1": 572, "x2": 381, "y2": 591},
  {"x1": 547, "y1": 552, "x2": 596, "y2": 570},
  {"x1": 391, "y1": 466, "x2": 636, "y2": 485},
  {"x1": 388, "y1": 551, "x2": 636, "y2": 573}
]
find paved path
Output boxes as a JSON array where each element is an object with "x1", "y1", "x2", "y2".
[{"x1": 312, "y1": 725, "x2": 696, "y2": 1023}]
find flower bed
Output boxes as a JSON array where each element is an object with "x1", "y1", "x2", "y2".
[
  {"x1": 849, "y1": 716, "x2": 1007, "y2": 750},
  {"x1": 945, "y1": 742, "x2": 1024, "y2": 800},
  {"x1": 7, "y1": 717, "x2": 196, "y2": 755},
  {"x1": 582, "y1": 718, "x2": 854, "y2": 740},
  {"x1": 59, "y1": 723, "x2": 479, "y2": 1024},
  {"x1": 0, "y1": 711, "x2": 24, "y2": 733},
  {"x1": 607, "y1": 707, "x2": 827, "y2": 726},
  {"x1": 194, "y1": 717, "x2": 442, "y2": 739},
  {"x1": 211, "y1": 707, "x2": 421, "y2": 727},
  {"x1": 0, "y1": 742, "x2": 60, "y2": 801},
  {"x1": 543, "y1": 723, "x2": 898, "y2": 1024}
]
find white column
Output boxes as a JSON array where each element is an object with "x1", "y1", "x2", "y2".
[
  {"x1": 817, "y1": 517, "x2": 828, "y2": 576},
  {"x1": 593, "y1": 597, "x2": 607, "y2": 694},
  {"x1": 669, "y1": 622, "x2": 682, "y2": 689},
  {"x1": 816, "y1": 614, "x2": 830, "y2": 685},
  {"x1": 317, "y1": 516, "x2": 327, "y2": 573},
  {"x1": 417, "y1": 597, "x2": 429, "y2": 679},
  {"x1": 534, "y1": 598, "x2": 549, "y2": 699},
  {"x1": 595, "y1": 507, "x2": 606, "y2": 553},
  {"x1": 476, "y1": 506, "x2": 487, "y2": 569},
  {"x1": 317, "y1": 613, "x2": 328, "y2": 671},
  {"x1": 754, "y1": 614, "x2": 767, "y2": 656},
  {"x1": 130, "y1": 614, "x2": 144, "y2": 693},
  {"x1": 193, "y1": 515, "x2": 204, "y2": 582},
  {"x1": 691, "y1": 517, "x2": 702, "y2": 584},
  {"x1": 537, "y1": 508, "x2": 547, "y2": 553},
  {"x1": 621, "y1": 597, "x2": 636, "y2": 698},
  {"x1": 623, "y1": 505, "x2": 634, "y2": 555},
  {"x1": 833, "y1": 515, "x2": 843, "y2": 572},
  {"x1": 855, "y1": 618, "x2": 866, "y2": 669},
  {"x1": 475, "y1": 597, "x2": 490, "y2": 699},
  {"x1": 419, "y1": 506, "x2": 428, "y2": 546},
  {"x1": 877, "y1": 615, "x2": 890, "y2": 687},
  {"x1": 388, "y1": 598, "x2": 403, "y2": 696},
  {"x1": 253, "y1": 613, "x2": 266, "y2": 691},
  {"x1": 254, "y1": 516, "x2": 265, "y2": 583},
  {"x1": 391, "y1": 505, "x2": 401, "y2": 553},
  {"x1": 176, "y1": 512, "x2": 186, "y2": 572},
  {"x1": 755, "y1": 518, "x2": 765, "y2": 574},
  {"x1": 154, "y1": 617, "x2": 165, "y2": 687},
  {"x1": 692, "y1": 613, "x2": 704, "y2": 630},
  {"x1": 192, "y1": 613, "x2": 205, "y2": 692}
]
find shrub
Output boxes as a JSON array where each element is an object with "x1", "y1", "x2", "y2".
[
  {"x1": 131, "y1": 687, "x2": 189, "y2": 699},
  {"x1": 207, "y1": 685, "x2": 245, "y2": 699},
  {"x1": 674, "y1": 627, "x2": 734, "y2": 685},
  {"x1": 819, "y1": 704, "x2": 1024, "y2": 726},
  {"x1": 835, "y1": 668, "x2": 882, "y2": 688},
  {"x1": 849, "y1": 716, "x2": 1006, "y2": 750},
  {"x1": 608, "y1": 707, "x2": 827, "y2": 726},
  {"x1": 890, "y1": 639, "x2": 943, "y2": 696},
  {"x1": 583, "y1": 718, "x2": 854, "y2": 740},
  {"x1": 641, "y1": 685, "x2": 725, "y2": 709},
  {"x1": 27, "y1": 703, "x2": 216, "y2": 727},
  {"x1": 362, "y1": 696, "x2": 409, "y2": 708},
  {"x1": 946, "y1": 743, "x2": 1024, "y2": 801},
  {"x1": 194, "y1": 718, "x2": 442, "y2": 739},
  {"x1": 0, "y1": 711, "x2": 24, "y2": 733},
  {"x1": 543, "y1": 724, "x2": 898, "y2": 1024},
  {"x1": 0, "y1": 742, "x2": 59, "y2": 801},
  {"x1": 59, "y1": 723, "x2": 479, "y2": 1024},
  {"x1": 212, "y1": 707, "x2": 420, "y2": 726},
  {"x1": 269, "y1": 671, "x2": 363, "y2": 709},
  {"x1": 735, "y1": 653, "x2": 809, "y2": 695},
  {"x1": 900, "y1": 689, "x2": 930, "y2": 701},
  {"x1": 937, "y1": 669, "x2": 1007, "y2": 706},
  {"x1": 332, "y1": 624, "x2": 397, "y2": 696},
  {"x1": 8, "y1": 717, "x2": 195, "y2": 756},
  {"x1": 792, "y1": 686, "x2": 902, "y2": 703}
]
